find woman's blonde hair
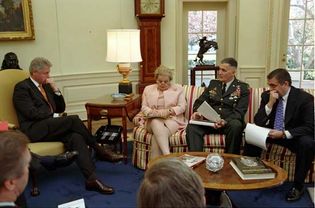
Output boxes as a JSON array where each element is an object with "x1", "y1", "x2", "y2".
[{"x1": 154, "y1": 65, "x2": 173, "y2": 81}]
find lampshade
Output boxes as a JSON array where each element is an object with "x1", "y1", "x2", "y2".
[{"x1": 106, "y1": 29, "x2": 142, "y2": 63}]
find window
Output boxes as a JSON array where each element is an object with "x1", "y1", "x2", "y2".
[
  {"x1": 187, "y1": 11, "x2": 218, "y2": 86},
  {"x1": 286, "y1": 0, "x2": 314, "y2": 88},
  {"x1": 188, "y1": 11, "x2": 218, "y2": 68}
]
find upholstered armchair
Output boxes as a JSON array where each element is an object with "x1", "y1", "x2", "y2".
[{"x1": 0, "y1": 69, "x2": 65, "y2": 196}]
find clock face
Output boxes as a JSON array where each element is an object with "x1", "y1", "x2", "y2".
[{"x1": 141, "y1": 0, "x2": 160, "y2": 14}]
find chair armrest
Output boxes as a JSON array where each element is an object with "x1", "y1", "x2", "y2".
[{"x1": 133, "y1": 112, "x2": 146, "y2": 126}]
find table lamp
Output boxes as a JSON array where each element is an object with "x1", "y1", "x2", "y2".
[{"x1": 106, "y1": 29, "x2": 142, "y2": 95}]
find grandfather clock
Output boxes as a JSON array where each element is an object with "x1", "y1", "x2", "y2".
[{"x1": 135, "y1": 0, "x2": 165, "y2": 93}]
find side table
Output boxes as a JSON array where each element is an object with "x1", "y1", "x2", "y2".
[{"x1": 85, "y1": 94, "x2": 141, "y2": 163}]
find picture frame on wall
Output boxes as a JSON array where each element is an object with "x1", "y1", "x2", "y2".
[{"x1": 0, "y1": 0, "x2": 35, "y2": 40}]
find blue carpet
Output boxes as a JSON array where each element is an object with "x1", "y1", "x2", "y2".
[
  {"x1": 25, "y1": 142, "x2": 314, "y2": 208},
  {"x1": 227, "y1": 183, "x2": 314, "y2": 208},
  {"x1": 25, "y1": 142, "x2": 144, "y2": 208}
]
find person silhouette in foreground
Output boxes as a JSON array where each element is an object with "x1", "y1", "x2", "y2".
[
  {"x1": 137, "y1": 158, "x2": 206, "y2": 208},
  {"x1": 0, "y1": 131, "x2": 31, "y2": 208}
]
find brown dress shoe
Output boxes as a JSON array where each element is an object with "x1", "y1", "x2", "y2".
[
  {"x1": 85, "y1": 179, "x2": 114, "y2": 194},
  {"x1": 94, "y1": 145, "x2": 124, "y2": 162}
]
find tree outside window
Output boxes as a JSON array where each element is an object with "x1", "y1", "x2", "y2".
[
  {"x1": 188, "y1": 11, "x2": 217, "y2": 86},
  {"x1": 287, "y1": 0, "x2": 314, "y2": 88}
]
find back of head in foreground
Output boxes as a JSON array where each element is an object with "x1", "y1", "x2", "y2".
[
  {"x1": 0, "y1": 131, "x2": 30, "y2": 203},
  {"x1": 137, "y1": 158, "x2": 206, "y2": 208}
]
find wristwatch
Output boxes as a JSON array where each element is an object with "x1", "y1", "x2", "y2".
[
  {"x1": 54, "y1": 90, "x2": 62, "y2": 96},
  {"x1": 282, "y1": 130, "x2": 286, "y2": 139}
]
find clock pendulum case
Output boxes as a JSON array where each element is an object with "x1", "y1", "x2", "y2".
[{"x1": 134, "y1": 0, "x2": 165, "y2": 93}]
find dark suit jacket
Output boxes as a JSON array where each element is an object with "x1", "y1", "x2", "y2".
[
  {"x1": 13, "y1": 78, "x2": 65, "y2": 138},
  {"x1": 254, "y1": 86, "x2": 314, "y2": 138},
  {"x1": 193, "y1": 78, "x2": 249, "y2": 125}
]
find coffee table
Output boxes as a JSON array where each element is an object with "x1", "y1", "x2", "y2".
[{"x1": 148, "y1": 152, "x2": 288, "y2": 205}]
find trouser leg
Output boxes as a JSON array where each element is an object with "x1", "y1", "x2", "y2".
[
  {"x1": 65, "y1": 132, "x2": 96, "y2": 179},
  {"x1": 223, "y1": 119, "x2": 243, "y2": 154},
  {"x1": 29, "y1": 115, "x2": 96, "y2": 146},
  {"x1": 243, "y1": 143, "x2": 262, "y2": 157},
  {"x1": 291, "y1": 136, "x2": 314, "y2": 187},
  {"x1": 186, "y1": 123, "x2": 215, "y2": 151},
  {"x1": 270, "y1": 135, "x2": 314, "y2": 188}
]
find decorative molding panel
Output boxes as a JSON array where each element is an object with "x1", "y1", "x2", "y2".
[
  {"x1": 53, "y1": 70, "x2": 139, "y2": 119},
  {"x1": 238, "y1": 66, "x2": 266, "y2": 88}
]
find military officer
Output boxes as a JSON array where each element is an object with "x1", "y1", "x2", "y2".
[{"x1": 186, "y1": 57, "x2": 249, "y2": 154}]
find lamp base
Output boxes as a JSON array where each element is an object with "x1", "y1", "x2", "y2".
[{"x1": 119, "y1": 82, "x2": 132, "y2": 94}]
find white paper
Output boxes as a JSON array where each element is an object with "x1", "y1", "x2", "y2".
[
  {"x1": 58, "y1": 198, "x2": 85, "y2": 208},
  {"x1": 245, "y1": 123, "x2": 271, "y2": 150},
  {"x1": 197, "y1": 101, "x2": 221, "y2": 122},
  {"x1": 179, "y1": 154, "x2": 206, "y2": 168},
  {"x1": 189, "y1": 119, "x2": 215, "y2": 127}
]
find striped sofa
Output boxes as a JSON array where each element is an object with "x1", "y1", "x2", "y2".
[{"x1": 132, "y1": 85, "x2": 314, "y2": 182}]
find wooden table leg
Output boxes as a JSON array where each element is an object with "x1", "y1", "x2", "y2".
[{"x1": 122, "y1": 112, "x2": 128, "y2": 164}]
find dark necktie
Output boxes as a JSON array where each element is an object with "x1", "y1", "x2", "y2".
[
  {"x1": 222, "y1": 83, "x2": 226, "y2": 94},
  {"x1": 273, "y1": 98, "x2": 284, "y2": 130}
]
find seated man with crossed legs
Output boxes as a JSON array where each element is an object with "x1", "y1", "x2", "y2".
[{"x1": 13, "y1": 57, "x2": 123, "y2": 194}]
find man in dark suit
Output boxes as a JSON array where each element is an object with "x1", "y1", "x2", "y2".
[
  {"x1": 244, "y1": 68, "x2": 314, "y2": 201},
  {"x1": 13, "y1": 57, "x2": 123, "y2": 195},
  {"x1": 0, "y1": 131, "x2": 31, "y2": 208},
  {"x1": 186, "y1": 57, "x2": 249, "y2": 154}
]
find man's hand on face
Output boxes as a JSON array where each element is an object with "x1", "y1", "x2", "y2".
[
  {"x1": 45, "y1": 78, "x2": 59, "y2": 92},
  {"x1": 267, "y1": 90, "x2": 279, "y2": 109}
]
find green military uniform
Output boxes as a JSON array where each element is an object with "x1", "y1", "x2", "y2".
[{"x1": 186, "y1": 78, "x2": 250, "y2": 154}]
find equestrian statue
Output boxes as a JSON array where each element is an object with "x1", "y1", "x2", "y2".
[{"x1": 194, "y1": 37, "x2": 218, "y2": 65}]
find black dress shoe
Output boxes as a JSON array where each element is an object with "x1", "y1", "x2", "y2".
[
  {"x1": 40, "y1": 151, "x2": 79, "y2": 170},
  {"x1": 85, "y1": 179, "x2": 114, "y2": 194},
  {"x1": 286, "y1": 187, "x2": 304, "y2": 201},
  {"x1": 54, "y1": 151, "x2": 79, "y2": 168},
  {"x1": 94, "y1": 145, "x2": 124, "y2": 162}
]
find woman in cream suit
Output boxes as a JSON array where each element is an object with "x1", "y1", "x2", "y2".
[{"x1": 141, "y1": 65, "x2": 187, "y2": 159}]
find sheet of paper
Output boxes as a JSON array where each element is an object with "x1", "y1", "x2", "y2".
[
  {"x1": 189, "y1": 119, "x2": 215, "y2": 127},
  {"x1": 58, "y1": 198, "x2": 85, "y2": 208},
  {"x1": 197, "y1": 101, "x2": 221, "y2": 122},
  {"x1": 245, "y1": 123, "x2": 271, "y2": 150}
]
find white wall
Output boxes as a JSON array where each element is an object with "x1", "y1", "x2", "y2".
[{"x1": 236, "y1": 0, "x2": 270, "y2": 87}]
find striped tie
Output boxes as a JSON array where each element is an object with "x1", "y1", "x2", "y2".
[{"x1": 273, "y1": 98, "x2": 284, "y2": 130}]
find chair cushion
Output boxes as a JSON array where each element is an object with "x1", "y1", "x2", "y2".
[{"x1": 28, "y1": 142, "x2": 65, "y2": 156}]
